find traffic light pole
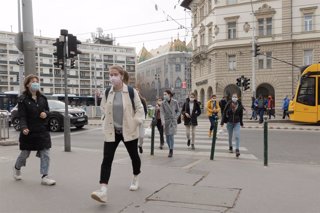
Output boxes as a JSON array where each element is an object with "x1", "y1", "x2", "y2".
[
  {"x1": 61, "y1": 31, "x2": 71, "y2": 152},
  {"x1": 251, "y1": 11, "x2": 256, "y2": 98}
]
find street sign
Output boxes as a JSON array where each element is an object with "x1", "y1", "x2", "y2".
[{"x1": 16, "y1": 57, "x2": 24, "y2": 66}]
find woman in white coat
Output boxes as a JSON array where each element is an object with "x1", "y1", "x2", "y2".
[{"x1": 91, "y1": 65, "x2": 145, "y2": 203}]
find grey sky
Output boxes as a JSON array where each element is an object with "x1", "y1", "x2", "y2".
[{"x1": 0, "y1": 0, "x2": 191, "y2": 52}]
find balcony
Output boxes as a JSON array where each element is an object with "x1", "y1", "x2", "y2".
[
  {"x1": 41, "y1": 83, "x2": 54, "y2": 87},
  {"x1": 192, "y1": 45, "x2": 208, "y2": 63},
  {"x1": 0, "y1": 60, "x2": 7, "y2": 64},
  {"x1": 40, "y1": 73, "x2": 53, "y2": 77}
]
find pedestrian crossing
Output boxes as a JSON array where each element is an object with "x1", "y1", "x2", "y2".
[{"x1": 116, "y1": 122, "x2": 258, "y2": 160}]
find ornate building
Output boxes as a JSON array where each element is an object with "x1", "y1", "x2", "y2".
[
  {"x1": 181, "y1": 0, "x2": 320, "y2": 112},
  {"x1": 136, "y1": 39, "x2": 192, "y2": 104}
]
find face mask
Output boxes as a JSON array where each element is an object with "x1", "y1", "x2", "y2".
[
  {"x1": 189, "y1": 98, "x2": 195, "y2": 102},
  {"x1": 164, "y1": 95, "x2": 169, "y2": 101},
  {"x1": 110, "y1": 75, "x2": 122, "y2": 86},
  {"x1": 232, "y1": 97, "x2": 238, "y2": 102},
  {"x1": 30, "y1": 82, "x2": 40, "y2": 92}
]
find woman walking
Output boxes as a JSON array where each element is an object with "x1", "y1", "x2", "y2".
[
  {"x1": 221, "y1": 93, "x2": 244, "y2": 157},
  {"x1": 160, "y1": 90, "x2": 180, "y2": 157},
  {"x1": 152, "y1": 98, "x2": 165, "y2": 149},
  {"x1": 13, "y1": 74, "x2": 56, "y2": 185},
  {"x1": 181, "y1": 93, "x2": 201, "y2": 150},
  {"x1": 91, "y1": 65, "x2": 145, "y2": 203},
  {"x1": 206, "y1": 95, "x2": 220, "y2": 137}
]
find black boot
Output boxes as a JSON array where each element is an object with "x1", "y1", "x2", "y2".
[
  {"x1": 229, "y1": 146, "x2": 233, "y2": 153},
  {"x1": 168, "y1": 149, "x2": 173, "y2": 157},
  {"x1": 236, "y1": 149, "x2": 240, "y2": 157},
  {"x1": 187, "y1": 139, "x2": 190, "y2": 147}
]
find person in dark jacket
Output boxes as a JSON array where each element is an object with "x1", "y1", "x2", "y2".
[
  {"x1": 219, "y1": 96, "x2": 227, "y2": 116},
  {"x1": 181, "y1": 93, "x2": 201, "y2": 150},
  {"x1": 152, "y1": 98, "x2": 165, "y2": 149},
  {"x1": 221, "y1": 93, "x2": 244, "y2": 157},
  {"x1": 13, "y1": 74, "x2": 56, "y2": 185}
]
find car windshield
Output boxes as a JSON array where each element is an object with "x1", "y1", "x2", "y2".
[{"x1": 48, "y1": 100, "x2": 67, "y2": 110}]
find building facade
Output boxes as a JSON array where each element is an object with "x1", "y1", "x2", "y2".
[
  {"x1": 181, "y1": 0, "x2": 320, "y2": 112},
  {"x1": 0, "y1": 31, "x2": 136, "y2": 96},
  {"x1": 136, "y1": 39, "x2": 192, "y2": 104}
]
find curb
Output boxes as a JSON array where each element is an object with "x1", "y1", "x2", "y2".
[{"x1": 0, "y1": 139, "x2": 18, "y2": 146}]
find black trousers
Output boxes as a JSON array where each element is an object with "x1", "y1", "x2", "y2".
[
  {"x1": 156, "y1": 120, "x2": 164, "y2": 145},
  {"x1": 100, "y1": 132, "x2": 141, "y2": 184}
]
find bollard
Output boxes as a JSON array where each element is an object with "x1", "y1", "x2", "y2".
[
  {"x1": 210, "y1": 118, "x2": 218, "y2": 160},
  {"x1": 263, "y1": 116, "x2": 268, "y2": 166},
  {"x1": 0, "y1": 111, "x2": 9, "y2": 141},
  {"x1": 150, "y1": 122, "x2": 155, "y2": 156}
]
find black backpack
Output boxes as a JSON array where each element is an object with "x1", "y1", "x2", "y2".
[{"x1": 105, "y1": 86, "x2": 135, "y2": 111}]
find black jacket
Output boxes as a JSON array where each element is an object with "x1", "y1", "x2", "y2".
[
  {"x1": 181, "y1": 99, "x2": 201, "y2": 126},
  {"x1": 18, "y1": 93, "x2": 51, "y2": 150},
  {"x1": 221, "y1": 100, "x2": 244, "y2": 126}
]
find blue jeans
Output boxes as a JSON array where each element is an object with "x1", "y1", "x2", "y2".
[
  {"x1": 15, "y1": 149, "x2": 50, "y2": 175},
  {"x1": 226, "y1": 122, "x2": 240, "y2": 150},
  {"x1": 258, "y1": 108, "x2": 265, "y2": 123},
  {"x1": 166, "y1": 135, "x2": 174, "y2": 149},
  {"x1": 208, "y1": 115, "x2": 218, "y2": 131}
]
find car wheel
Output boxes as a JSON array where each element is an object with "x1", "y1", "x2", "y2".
[
  {"x1": 76, "y1": 125, "x2": 84, "y2": 129},
  {"x1": 49, "y1": 118, "x2": 61, "y2": 132},
  {"x1": 12, "y1": 118, "x2": 20, "y2": 131}
]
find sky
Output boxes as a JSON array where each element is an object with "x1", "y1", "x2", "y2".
[{"x1": 0, "y1": 0, "x2": 192, "y2": 53}]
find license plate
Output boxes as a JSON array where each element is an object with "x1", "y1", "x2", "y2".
[{"x1": 77, "y1": 118, "x2": 85, "y2": 122}]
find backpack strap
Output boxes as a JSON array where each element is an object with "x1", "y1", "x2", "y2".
[{"x1": 106, "y1": 86, "x2": 135, "y2": 111}]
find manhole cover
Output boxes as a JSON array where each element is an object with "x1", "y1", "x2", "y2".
[{"x1": 147, "y1": 183, "x2": 240, "y2": 208}]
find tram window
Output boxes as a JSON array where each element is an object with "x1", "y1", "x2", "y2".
[{"x1": 297, "y1": 77, "x2": 315, "y2": 106}]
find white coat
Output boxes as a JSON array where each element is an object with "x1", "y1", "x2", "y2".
[{"x1": 100, "y1": 84, "x2": 145, "y2": 142}]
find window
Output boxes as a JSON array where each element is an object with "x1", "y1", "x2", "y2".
[
  {"x1": 228, "y1": 55, "x2": 236, "y2": 71},
  {"x1": 228, "y1": 22, "x2": 236, "y2": 39},
  {"x1": 200, "y1": 5, "x2": 205, "y2": 20},
  {"x1": 304, "y1": 50, "x2": 313, "y2": 65},
  {"x1": 194, "y1": 14, "x2": 197, "y2": 26},
  {"x1": 227, "y1": 0, "x2": 237, "y2": 4},
  {"x1": 194, "y1": 37, "x2": 198, "y2": 49},
  {"x1": 200, "y1": 33, "x2": 205, "y2": 45},
  {"x1": 208, "y1": 0, "x2": 212, "y2": 13},
  {"x1": 258, "y1": 52, "x2": 272, "y2": 69},
  {"x1": 208, "y1": 59, "x2": 211, "y2": 74},
  {"x1": 297, "y1": 77, "x2": 315, "y2": 106},
  {"x1": 175, "y1": 78, "x2": 182, "y2": 88},
  {"x1": 258, "y1": 18, "x2": 272, "y2": 36},
  {"x1": 208, "y1": 27, "x2": 213, "y2": 44},
  {"x1": 176, "y1": 64, "x2": 181, "y2": 72},
  {"x1": 304, "y1": 14, "x2": 313, "y2": 31}
]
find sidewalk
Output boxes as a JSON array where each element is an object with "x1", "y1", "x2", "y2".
[{"x1": 0, "y1": 144, "x2": 320, "y2": 212}]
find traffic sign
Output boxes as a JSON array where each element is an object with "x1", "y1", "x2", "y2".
[{"x1": 16, "y1": 57, "x2": 24, "y2": 66}]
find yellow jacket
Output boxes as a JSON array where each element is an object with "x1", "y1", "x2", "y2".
[{"x1": 206, "y1": 99, "x2": 220, "y2": 116}]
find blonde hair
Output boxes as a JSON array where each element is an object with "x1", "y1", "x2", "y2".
[{"x1": 109, "y1": 65, "x2": 125, "y2": 76}]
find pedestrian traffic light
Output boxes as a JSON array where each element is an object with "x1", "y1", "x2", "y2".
[
  {"x1": 254, "y1": 43, "x2": 261, "y2": 57},
  {"x1": 70, "y1": 59, "x2": 76, "y2": 69},
  {"x1": 53, "y1": 38, "x2": 64, "y2": 69},
  {"x1": 243, "y1": 78, "x2": 250, "y2": 91},
  {"x1": 67, "y1": 34, "x2": 82, "y2": 58},
  {"x1": 236, "y1": 77, "x2": 241, "y2": 87}
]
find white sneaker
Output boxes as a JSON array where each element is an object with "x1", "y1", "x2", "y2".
[
  {"x1": 129, "y1": 175, "x2": 139, "y2": 191},
  {"x1": 13, "y1": 166, "x2": 22, "y2": 181},
  {"x1": 91, "y1": 189, "x2": 107, "y2": 203},
  {"x1": 41, "y1": 176, "x2": 56, "y2": 186}
]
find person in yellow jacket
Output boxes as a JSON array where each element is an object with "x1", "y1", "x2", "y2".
[{"x1": 206, "y1": 94, "x2": 220, "y2": 137}]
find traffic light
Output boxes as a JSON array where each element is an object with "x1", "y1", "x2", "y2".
[
  {"x1": 70, "y1": 59, "x2": 76, "y2": 69},
  {"x1": 236, "y1": 77, "x2": 241, "y2": 87},
  {"x1": 67, "y1": 34, "x2": 81, "y2": 58},
  {"x1": 53, "y1": 38, "x2": 64, "y2": 69},
  {"x1": 243, "y1": 78, "x2": 250, "y2": 91},
  {"x1": 254, "y1": 43, "x2": 261, "y2": 57}
]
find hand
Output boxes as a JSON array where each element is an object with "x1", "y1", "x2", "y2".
[
  {"x1": 185, "y1": 113, "x2": 190, "y2": 118},
  {"x1": 22, "y1": 128, "x2": 30, "y2": 135},
  {"x1": 40, "y1": 112, "x2": 47, "y2": 119}
]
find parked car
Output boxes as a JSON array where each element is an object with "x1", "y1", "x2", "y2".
[
  {"x1": 0, "y1": 110, "x2": 11, "y2": 126},
  {"x1": 11, "y1": 100, "x2": 88, "y2": 132}
]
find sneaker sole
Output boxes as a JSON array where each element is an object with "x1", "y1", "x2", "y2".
[
  {"x1": 41, "y1": 182, "x2": 56, "y2": 186},
  {"x1": 91, "y1": 194, "x2": 107, "y2": 203}
]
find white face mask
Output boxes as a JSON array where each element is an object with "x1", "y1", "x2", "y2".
[
  {"x1": 232, "y1": 97, "x2": 238, "y2": 102},
  {"x1": 110, "y1": 75, "x2": 122, "y2": 86},
  {"x1": 189, "y1": 98, "x2": 195, "y2": 102}
]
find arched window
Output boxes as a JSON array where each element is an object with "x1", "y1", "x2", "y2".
[{"x1": 175, "y1": 77, "x2": 182, "y2": 88}]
